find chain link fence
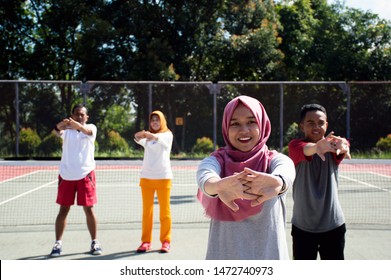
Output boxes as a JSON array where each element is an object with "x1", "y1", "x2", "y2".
[{"x1": 0, "y1": 80, "x2": 390, "y2": 158}]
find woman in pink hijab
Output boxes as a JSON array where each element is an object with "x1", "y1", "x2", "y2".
[{"x1": 197, "y1": 95, "x2": 295, "y2": 260}]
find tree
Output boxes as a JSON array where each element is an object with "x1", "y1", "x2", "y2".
[
  {"x1": 187, "y1": 0, "x2": 283, "y2": 81},
  {"x1": 277, "y1": 0, "x2": 391, "y2": 81},
  {"x1": 1, "y1": 0, "x2": 390, "y2": 156},
  {"x1": 0, "y1": 1, "x2": 33, "y2": 79},
  {"x1": 276, "y1": 0, "x2": 318, "y2": 80}
]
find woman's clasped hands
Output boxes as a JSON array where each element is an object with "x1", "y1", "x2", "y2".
[{"x1": 214, "y1": 168, "x2": 282, "y2": 212}]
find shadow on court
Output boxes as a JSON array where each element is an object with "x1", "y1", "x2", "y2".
[{"x1": 1, "y1": 223, "x2": 391, "y2": 260}]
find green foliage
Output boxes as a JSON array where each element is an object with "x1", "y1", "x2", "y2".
[
  {"x1": 375, "y1": 134, "x2": 391, "y2": 151},
  {"x1": 1, "y1": 1, "x2": 391, "y2": 158},
  {"x1": 280, "y1": 122, "x2": 300, "y2": 156},
  {"x1": 187, "y1": 0, "x2": 283, "y2": 81},
  {"x1": 277, "y1": 0, "x2": 391, "y2": 81},
  {"x1": 281, "y1": 145, "x2": 289, "y2": 156},
  {"x1": 3, "y1": 1, "x2": 391, "y2": 82},
  {"x1": 0, "y1": 138, "x2": 14, "y2": 157},
  {"x1": 99, "y1": 130, "x2": 130, "y2": 156},
  {"x1": 192, "y1": 137, "x2": 215, "y2": 154},
  {"x1": 19, "y1": 128, "x2": 41, "y2": 156},
  {"x1": 350, "y1": 150, "x2": 391, "y2": 159},
  {"x1": 160, "y1": 63, "x2": 180, "y2": 81},
  {"x1": 38, "y1": 131, "x2": 62, "y2": 156},
  {"x1": 284, "y1": 122, "x2": 299, "y2": 145},
  {"x1": 101, "y1": 104, "x2": 135, "y2": 137}
]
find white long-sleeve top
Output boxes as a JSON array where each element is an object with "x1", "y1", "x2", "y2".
[{"x1": 135, "y1": 130, "x2": 173, "y2": 179}]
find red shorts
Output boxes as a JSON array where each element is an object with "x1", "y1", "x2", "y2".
[{"x1": 56, "y1": 171, "x2": 97, "y2": 206}]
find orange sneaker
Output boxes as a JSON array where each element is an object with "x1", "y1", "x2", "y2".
[
  {"x1": 137, "y1": 242, "x2": 151, "y2": 253},
  {"x1": 160, "y1": 241, "x2": 170, "y2": 253}
]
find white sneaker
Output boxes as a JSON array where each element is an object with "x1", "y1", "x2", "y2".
[
  {"x1": 90, "y1": 240, "x2": 102, "y2": 255},
  {"x1": 49, "y1": 242, "x2": 62, "y2": 257}
]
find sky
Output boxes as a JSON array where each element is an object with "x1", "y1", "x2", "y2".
[{"x1": 328, "y1": 0, "x2": 391, "y2": 20}]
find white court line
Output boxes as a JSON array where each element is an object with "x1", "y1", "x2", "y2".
[
  {"x1": 0, "y1": 170, "x2": 42, "y2": 185},
  {"x1": 0, "y1": 179, "x2": 57, "y2": 206},
  {"x1": 340, "y1": 174, "x2": 391, "y2": 193},
  {"x1": 369, "y1": 171, "x2": 391, "y2": 179}
]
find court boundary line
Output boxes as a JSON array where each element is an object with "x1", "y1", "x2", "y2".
[
  {"x1": 0, "y1": 179, "x2": 57, "y2": 206},
  {"x1": 0, "y1": 170, "x2": 42, "y2": 185},
  {"x1": 369, "y1": 171, "x2": 391, "y2": 179},
  {"x1": 340, "y1": 174, "x2": 391, "y2": 193}
]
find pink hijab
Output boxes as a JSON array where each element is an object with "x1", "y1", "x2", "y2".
[{"x1": 197, "y1": 95, "x2": 276, "y2": 221}]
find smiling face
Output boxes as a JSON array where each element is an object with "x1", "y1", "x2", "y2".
[
  {"x1": 300, "y1": 109, "x2": 328, "y2": 143},
  {"x1": 228, "y1": 104, "x2": 260, "y2": 152},
  {"x1": 150, "y1": 114, "x2": 161, "y2": 132}
]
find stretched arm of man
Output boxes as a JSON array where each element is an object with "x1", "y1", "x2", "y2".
[
  {"x1": 304, "y1": 131, "x2": 336, "y2": 161},
  {"x1": 54, "y1": 119, "x2": 70, "y2": 136},
  {"x1": 67, "y1": 118, "x2": 93, "y2": 135}
]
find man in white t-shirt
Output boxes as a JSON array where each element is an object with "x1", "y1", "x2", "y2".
[{"x1": 49, "y1": 104, "x2": 102, "y2": 257}]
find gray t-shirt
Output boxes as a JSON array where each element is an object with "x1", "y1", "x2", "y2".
[{"x1": 291, "y1": 152, "x2": 345, "y2": 233}]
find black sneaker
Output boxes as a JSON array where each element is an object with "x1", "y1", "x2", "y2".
[
  {"x1": 90, "y1": 240, "x2": 103, "y2": 255},
  {"x1": 49, "y1": 242, "x2": 62, "y2": 257}
]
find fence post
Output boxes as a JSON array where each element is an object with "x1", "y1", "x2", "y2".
[
  {"x1": 345, "y1": 83, "x2": 351, "y2": 140},
  {"x1": 80, "y1": 82, "x2": 90, "y2": 105},
  {"x1": 207, "y1": 83, "x2": 222, "y2": 150},
  {"x1": 148, "y1": 83, "x2": 153, "y2": 114},
  {"x1": 279, "y1": 83, "x2": 284, "y2": 152},
  {"x1": 339, "y1": 82, "x2": 351, "y2": 139},
  {"x1": 14, "y1": 82, "x2": 20, "y2": 157}
]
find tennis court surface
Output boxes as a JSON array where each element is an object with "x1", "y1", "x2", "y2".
[{"x1": 1, "y1": 159, "x2": 390, "y2": 260}]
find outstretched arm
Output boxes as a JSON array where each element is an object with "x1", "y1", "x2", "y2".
[{"x1": 303, "y1": 131, "x2": 351, "y2": 161}]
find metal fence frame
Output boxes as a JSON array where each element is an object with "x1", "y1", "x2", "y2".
[{"x1": 3, "y1": 80, "x2": 390, "y2": 156}]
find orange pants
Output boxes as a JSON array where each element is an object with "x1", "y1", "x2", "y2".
[{"x1": 139, "y1": 178, "x2": 172, "y2": 244}]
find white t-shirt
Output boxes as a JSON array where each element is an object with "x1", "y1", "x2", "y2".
[{"x1": 59, "y1": 124, "x2": 97, "y2": 180}]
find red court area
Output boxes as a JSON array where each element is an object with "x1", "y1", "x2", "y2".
[
  {"x1": 339, "y1": 163, "x2": 391, "y2": 176},
  {"x1": 1, "y1": 163, "x2": 389, "y2": 183},
  {"x1": 0, "y1": 165, "x2": 142, "y2": 182},
  {"x1": 0, "y1": 166, "x2": 57, "y2": 182}
]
